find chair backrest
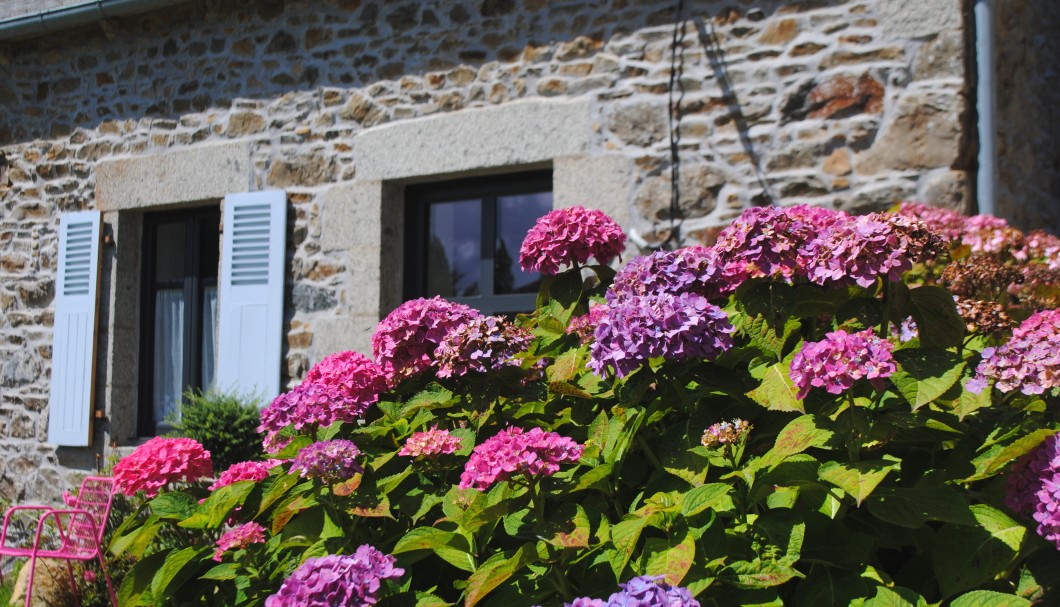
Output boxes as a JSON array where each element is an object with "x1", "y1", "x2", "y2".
[{"x1": 66, "y1": 476, "x2": 115, "y2": 552}]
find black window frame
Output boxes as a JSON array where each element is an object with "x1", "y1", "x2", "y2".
[
  {"x1": 137, "y1": 206, "x2": 221, "y2": 437},
  {"x1": 404, "y1": 170, "x2": 552, "y2": 316}
]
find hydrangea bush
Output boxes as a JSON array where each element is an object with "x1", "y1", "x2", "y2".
[{"x1": 107, "y1": 203, "x2": 1060, "y2": 607}]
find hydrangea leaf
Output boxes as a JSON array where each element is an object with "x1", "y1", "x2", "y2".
[
  {"x1": 681, "y1": 483, "x2": 734, "y2": 517},
  {"x1": 866, "y1": 485, "x2": 975, "y2": 528},
  {"x1": 858, "y1": 586, "x2": 921, "y2": 607},
  {"x1": 950, "y1": 591, "x2": 1032, "y2": 607},
  {"x1": 792, "y1": 284, "x2": 851, "y2": 318},
  {"x1": 609, "y1": 514, "x2": 656, "y2": 577},
  {"x1": 393, "y1": 528, "x2": 476, "y2": 572},
  {"x1": 818, "y1": 457, "x2": 900, "y2": 506},
  {"x1": 933, "y1": 505, "x2": 1029, "y2": 599},
  {"x1": 148, "y1": 491, "x2": 199, "y2": 520},
  {"x1": 794, "y1": 567, "x2": 871, "y2": 606},
  {"x1": 746, "y1": 358, "x2": 804, "y2": 413},
  {"x1": 117, "y1": 551, "x2": 166, "y2": 607},
  {"x1": 965, "y1": 428, "x2": 1059, "y2": 482},
  {"x1": 180, "y1": 481, "x2": 257, "y2": 530},
  {"x1": 545, "y1": 503, "x2": 592, "y2": 549},
  {"x1": 109, "y1": 515, "x2": 163, "y2": 559},
  {"x1": 643, "y1": 524, "x2": 696, "y2": 585},
  {"x1": 722, "y1": 559, "x2": 803, "y2": 589},
  {"x1": 753, "y1": 414, "x2": 834, "y2": 471},
  {"x1": 891, "y1": 348, "x2": 965, "y2": 410},
  {"x1": 151, "y1": 545, "x2": 212, "y2": 602},
  {"x1": 909, "y1": 285, "x2": 965, "y2": 349},
  {"x1": 464, "y1": 543, "x2": 539, "y2": 607},
  {"x1": 737, "y1": 279, "x2": 796, "y2": 333}
]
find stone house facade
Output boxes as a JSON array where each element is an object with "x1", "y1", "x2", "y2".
[{"x1": 0, "y1": 0, "x2": 1056, "y2": 502}]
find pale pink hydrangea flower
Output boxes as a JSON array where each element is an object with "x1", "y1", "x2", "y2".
[
  {"x1": 790, "y1": 329, "x2": 897, "y2": 400},
  {"x1": 398, "y1": 427, "x2": 464, "y2": 458},
  {"x1": 967, "y1": 309, "x2": 1060, "y2": 395},
  {"x1": 701, "y1": 419, "x2": 752, "y2": 449},
  {"x1": 209, "y1": 460, "x2": 285, "y2": 491},
  {"x1": 434, "y1": 315, "x2": 532, "y2": 378},
  {"x1": 265, "y1": 546, "x2": 404, "y2": 607},
  {"x1": 1023, "y1": 230, "x2": 1060, "y2": 270},
  {"x1": 371, "y1": 296, "x2": 481, "y2": 383},
  {"x1": 567, "y1": 302, "x2": 610, "y2": 344},
  {"x1": 460, "y1": 427, "x2": 583, "y2": 491},
  {"x1": 113, "y1": 437, "x2": 213, "y2": 497},
  {"x1": 896, "y1": 201, "x2": 966, "y2": 242},
  {"x1": 213, "y1": 522, "x2": 267, "y2": 562},
  {"x1": 963, "y1": 214, "x2": 1025, "y2": 257},
  {"x1": 519, "y1": 205, "x2": 626, "y2": 275}
]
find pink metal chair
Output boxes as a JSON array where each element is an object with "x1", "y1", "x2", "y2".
[{"x1": 0, "y1": 476, "x2": 118, "y2": 607}]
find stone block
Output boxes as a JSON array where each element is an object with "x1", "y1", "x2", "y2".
[
  {"x1": 856, "y1": 91, "x2": 963, "y2": 175},
  {"x1": 914, "y1": 30, "x2": 965, "y2": 80},
  {"x1": 554, "y1": 155, "x2": 633, "y2": 226},
  {"x1": 319, "y1": 181, "x2": 384, "y2": 251},
  {"x1": 879, "y1": 0, "x2": 961, "y2": 39},
  {"x1": 918, "y1": 169, "x2": 971, "y2": 212},
  {"x1": 96, "y1": 142, "x2": 252, "y2": 211},
  {"x1": 355, "y1": 98, "x2": 592, "y2": 180},
  {"x1": 312, "y1": 316, "x2": 379, "y2": 361},
  {"x1": 346, "y1": 247, "x2": 383, "y2": 315},
  {"x1": 634, "y1": 164, "x2": 731, "y2": 222}
]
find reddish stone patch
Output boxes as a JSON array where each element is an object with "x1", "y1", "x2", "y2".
[{"x1": 807, "y1": 73, "x2": 884, "y2": 119}]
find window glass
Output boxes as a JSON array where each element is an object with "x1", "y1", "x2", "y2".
[
  {"x1": 154, "y1": 222, "x2": 186, "y2": 281},
  {"x1": 427, "y1": 199, "x2": 481, "y2": 297},
  {"x1": 496, "y1": 193, "x2": 552, "y2": 294}
]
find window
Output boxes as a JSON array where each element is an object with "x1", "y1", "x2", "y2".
[
  {"x1": 138, "y1": 207, "x2": 220, "y2": 435},
  {"x1": 404, "y1": 171, "x2": 553, "y2": 315}
]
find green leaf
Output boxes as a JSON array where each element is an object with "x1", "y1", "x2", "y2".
[
  {"x1": 201, "y1": 562, "x2": 240, "y2": 581},
  {"x1": 147, "y1": 491, "x2": 199, "y2": 520},
  {"x1": 952, "y1": 384, "x2": 992, "y2": 420},
  {"x1": 866, "y1": 484, "x2": 975, "y2": 528},
  {"x1": 547, "y1": 349, "x2": 580, "y2": 383},
  {"x1": 746, "y1": 358, "x2": 804, "y2": 413},
  {"x1": 966, "y1": 428, "x2": 1059, "y2": 482},
  {"x1": 755, "y1": 414, "x2": 834, "y2": 471},
  {"x1": 609, "y1": 515, "x2": 653, "y2": 577},
  {"x1": 109, "y1": 516, "x2": 162, "y2": 559},
  {"x1": 860, "y1": 586, "x2": 918, "y2": 607},
  {"x1": 738, "y1": 280, "x2": 796, "y2": 332},
  {"x1": 643, "y1": 525, "x2": 696, "y2": 585},
  {"x1": 891, "y1": 348, "x2": 965, "y2": 410},
  {"x1": 464, "y1": 543, "x2": 539, "y2": 607},
  {"x1": 393, "y1": 528, "x2": 476, "y2": 572},
  {"x1": 793, "y1": 284, "x2": 850, "y2": 318},
  {"x1": 180, "y1": 481, "x2": 255, "y2": 529},
  {"x1": 818, "y1": 457, "x2": 900, "y2": 506},
  {"x1": 546, "y1": 504, "x2": 592, "y2": 549},
  {"x1": 681, "y1": 483, "x2": 734, "y2": 517},
  {"x1": 950, "y1": 591, "x2": 1032, "y2": 607},
  {"x1": 401, "y1": 384, "x2": 457, "y2": 418},
  {"x1": 795, "y1": 567, "x2": 870, "y2": 606},
  {"x1": 118, "y1": 551, "x2": 167, "y2": 606},
  {"x1": 934, "y1": 505, "x2": 1029, "y2": 599},
  {"x1": 723, "y1": 560, "x2": 803, "y2": 589},
  {"x1": 568, "y1": 462, "x2": 613, "y2": 494},
  {"x1": 150, "y1": 546, "x2": 211, "y2": 602},
  {"x1": 909, "y1": 285, "x2": 964, "y2": 348}
]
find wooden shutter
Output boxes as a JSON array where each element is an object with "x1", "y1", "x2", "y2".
[
  {"x1": 216, "y1": 191, "x2": 287, "y2": 401},
  {"x1": 48, "y1": 211, "x2": 102, "y2": 446}
]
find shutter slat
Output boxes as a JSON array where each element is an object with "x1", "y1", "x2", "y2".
[
  {"x1": 48, "y1": 211, "x2": 102, "y2": 446},
  {"x1": 216, "y1": 191, "x2": 286, "y2": 401}
]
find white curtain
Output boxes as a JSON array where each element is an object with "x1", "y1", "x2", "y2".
[
  {"x1": 153, "y1": 289, "x2": 185, "y2": 426},
  {"x1": 201, "y1": 286, "x2": 218, "y2": 391}
]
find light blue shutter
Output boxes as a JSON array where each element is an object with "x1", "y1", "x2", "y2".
[
  {"x1": 48, "y1": 211, "x2": 102, "y2": 446},
  {"x1": 216, "y1": 191, "x2": 286, "y2": 400}
]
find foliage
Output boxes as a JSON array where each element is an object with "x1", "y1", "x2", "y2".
[
  {"x1": 100, "y1": 203, "x2": 1060, "y2": 607},
  {"x1": 173, "y1": 390, "x2": 263, "y2": 470}
]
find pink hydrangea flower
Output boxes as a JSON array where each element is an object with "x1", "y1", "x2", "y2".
[
  {"x1": 963, "y1": 213, "x2": 1024, "y2": 257},
  {"x1": 968, "y1": 309, "x2": 1060, "y2": 395},
  {"x1": 371, "y1": 297, "x2": 481, "y2": 383},
  {"x1": 434, "y1": 315, "x2": 532, "y2": 378},
  {"x1": 519, "y1": 206, "x2": 626, "y2": 275},
  {"x1": 62, "y1": 490, "x2": 78, "y2": 508},
  {"x1": 303, "y1": 350, "x2": 388, "y2": 410},
  {"x1": 1006, "y1": 432, "x2": 1060, "y2": 550},
  {"x1": 896, "y1": 201, "x2": 966, "y2": 242},
  {"x1": 210, "y1": 460, "x2": 285, "y2": 491},
  {"x1": 568, "y1": 302, "x2": 610, "y2": 344},
  {"x1": 398, "y1": 427, "x2": 464, "y2": 458},
  {"x1": 290, "y1": 440, "x2": 364, "y2": 484},
  {"x1": 213, "y1": 522, "x2": 267, "y2": 562},
  {"x1": 258, "y1": 382, "x2": 373, "y2": 453},
  {"x1": 790, "y1": 329, "x2": 897, "y2": 400},
  {"x1": 265, "y1": 545, "x2": 404, "y2": 607},
  {"x1": 113, "y1": 437, "x2": 213, "y2": 497},
  {"x1": 1023, "y1": 230, "x2": 1060, "y2": 270},
  {"x1": 459, "y1": 427, "x2": 583, "y2": 491}
]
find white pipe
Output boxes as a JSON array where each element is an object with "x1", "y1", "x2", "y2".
[{"x1": 974, "y1": 0, "x2": 997, "y2": 216}]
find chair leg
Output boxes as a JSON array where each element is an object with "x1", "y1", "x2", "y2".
[
  {"x1": 97, "y1": 552, "x2": 117, "y2": 607},
  {"x1": 63, "y1": 560, "x2": 81, "y2": 607}
]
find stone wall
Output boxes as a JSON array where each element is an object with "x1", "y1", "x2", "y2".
[{"x1": 0, "y1": 0, "x2": 973, "y2": 501}]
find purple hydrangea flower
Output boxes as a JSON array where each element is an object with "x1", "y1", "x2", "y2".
[
  {"x1": 790, "y1": 329, "x2": 897, "y2": 400},
  {"x1": 567, "y1": 599, "x2": 607, "y2": 607},
  {"x1": 434, "y1": 315, "x2": 532, "y2": 378},
  {"x1": 589, "y1": 292, "x2": 735, "y2": 378},
  {"x1": 289, "y1": 440, "x2": 364, "y2": 484},
  {"x1": 459, "y1": 427, "x2": 583, "y2": 491},
  {"x1": 264, "y1": 545, "x2": 404, "y2": 607},
  {"x1": 371, "y1": 297, "x2": 481, "y2": 383},
  {"x1": 968, "y1": 309, "x2": 1060, "y2": 395},
  {"x1": 1006, "y1": 432, "x2": 1060, "y2": 550},
  {"x1": 519, "y1": 205, "x2": 626, "y2": 275},
  {"x1": 259, "y1": 382, "x2": 374, "y2": 453},
  {"x1": 607, "y1": 246, "x2": 725, "y2": 303},
  {"x1": 604, "y1": 575, "x2": 699, "y2": 607}
]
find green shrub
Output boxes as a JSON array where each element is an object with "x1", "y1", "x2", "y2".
[{"x1": 172, "y1": 390, "x2": 262, "y2": 471}]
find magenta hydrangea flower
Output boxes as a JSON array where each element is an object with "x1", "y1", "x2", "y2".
[
  {"x1": 213, "y1": 522, "x2": 266, "y2": 562},
  {"x1": 1006, "y1": 432, "x2": 1060, "y2": 550},
  {"x1": 113, "y1": 437, "x2": 213, "y2": 497},
  {"x1": 968, "y1": 309, "x2": 1060, "y2": 395},
  {"x1": 804, "y1": 212, "x2": 946, "y2": 288},
  {"x1": 434, "y1": 315, "x2": 532, "y2": 378},
  {"x1": 264, "y1": 545, "x2": 404, "y2": 607},
  {"x1": 398, "y1": 427, "x2": 464, "y2": 458},
  {"x1": 371, "y1": 297, "x2": 481, "y2": 383},
  {"x1": 303, "y1": 351, "x2": 388, "y2": 409},
  {"x1": 210, "y1": 460, "x2": 285, "y2": 491},
  {"x1": 790, "y1": 329, "x2": 897, "y2": 400},
  {"x1": 712, "y1": 205, "x2": 842, "y2": 287},
  {"x1": 568, "y1": 302, "x2": 610, "y2": 344},
  {"x1": 259, "y1": 382, "x2": 372, "y2": 453},
  {"x1": 604, "y1": 575, "x2": 699, "y2": 607},
  {"x1": 519, "y1": 205, "x2": 626, "y2": 275},
  {"x1": 290, "y1": 440, "x2": 364, "y2": 484},
  {"x1": 459, "y1": 427, "x2": 583, "y2": 491},
  {"x1": 608, "y1": 246, "x2": 726, "y2": 303},
  {"x1": 588, "y1": 292, "x2": 735, "y2": 378}
]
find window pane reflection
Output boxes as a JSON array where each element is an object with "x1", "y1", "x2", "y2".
[
  {"x1": 496, "y1": 193, "x2": 551, "y2": 294},
  {"x1": 427, "y1": 200, "x2": 481, "y2": 297}
]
